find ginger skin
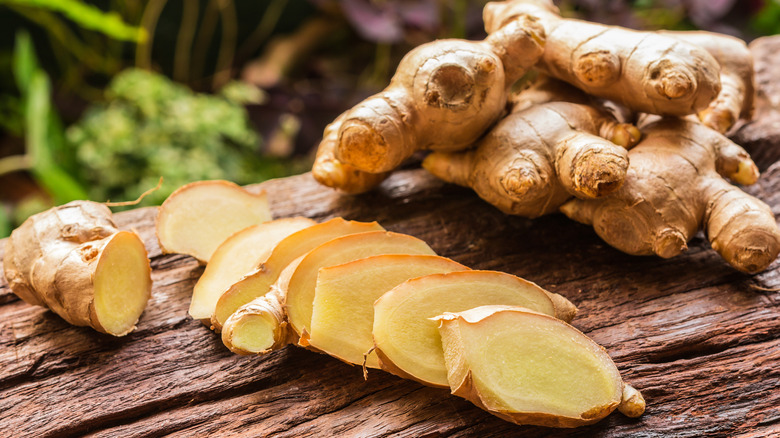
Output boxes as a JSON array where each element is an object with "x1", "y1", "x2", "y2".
[
  {"x1": 3, "y1": 201, "x2": 152, "y2": 336},
  {"x1": 324, "y1": 15, "x2": 545, "y2": 176},
  {"x1": 483, "y1": 0, "x2": 722, "y2": 116},
  {"x1": 561, "y1": 118, "x2": 780, "y2": 274},
  {"x1": 661, "y1": 31, "x2": 755, "y2": 133},
  {"x1": 423, "y1": 99, "x2": 640, "y2": 217}
]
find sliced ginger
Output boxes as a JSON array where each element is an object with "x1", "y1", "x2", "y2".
[
  {"x1": 372, "y1": 270, "x2": 576, "y2": 387},
  {"x1": 3, "y1": 201, "x2": 152, "y2": 336},
  {"x1": 435, "y1": 305, "x2": 644, "y2": 427},
  {"x1": 156, "y1": 180, "x2": 272, "y2": 263},
  {"x1": 211, "y1": 218, "x2": 384, "y2": 331},
  {"x1": 222, "y1": 231, "x2": 437, "y2": 353},
  {"x1": 188, "y1": 217, "x2": 314, "y2": 323},
  {"x1": 308, "y1": 254, "x2": 469, "y2": 368}
]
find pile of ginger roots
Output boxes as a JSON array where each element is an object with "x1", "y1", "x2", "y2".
[{"x1": 311, "y1": 0, "x2": 780, "y2": 274}]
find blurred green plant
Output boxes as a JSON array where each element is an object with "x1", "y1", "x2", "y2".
[
  {"x1": 66, "y1": 68, "x2": 297, "y2": 206},
  {"x1": 0, "y1": 31, "x2": 88, "y2": 205}
]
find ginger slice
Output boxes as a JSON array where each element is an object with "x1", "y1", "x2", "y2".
[
  {"x1": 285, "y1": 231, "x2": 436, "y2": 343},
  {"x1": 211, "y1": 218, "x2": 384, "y2": 331},
  {"x1": 435, "y1": 305, "x2": 644, "y2": 427},
  {"x1": 308, "y1": 254, "x2": 469, "y2": 368},
  {"x1": 156, "y1": 180, "x2": 272, "y2": 263},
  {"x1": 188, "y1": 217, "x2": 314, "y2": 323},
  {"x1": 372, "y1": 270, "x2": 576, "y2": 387},
  {"x1": 3, "y1": 201, "x2": 152, "y2": 336}
]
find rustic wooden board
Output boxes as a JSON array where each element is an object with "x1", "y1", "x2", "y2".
[{"x1": 2, "y1": 37, "x2": 780, "y2": 438}]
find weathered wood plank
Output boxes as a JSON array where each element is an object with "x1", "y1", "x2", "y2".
[{"x1": 1, "y1": 36, "x2": 779, "y2": 438}]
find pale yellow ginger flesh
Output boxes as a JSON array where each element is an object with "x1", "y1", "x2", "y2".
[
  {"x1": 308, "y1": 254, "x2": 469, "y2": 368},
  {"x1": 435, "y1": 305, "x2": 644, "y2": 428},
  {"x1": 3, "y1": 201, "x2": 152, "y2": 336},
  {"x1": 372, "y1": 270, "x2": 577, "y2": 387},
  {"x1": 211, "y1": 218, "x2": 384, "y2": 331},
  {"x1": 156, "y1": 180, "x2": 271, "y2": 263},
  {"x1": 285, "y1": 231, "x2": 436, "y2": 343},
  {"x1": 221, "y1": 256, "x2": 302, "y2": 354},
  {"x1": 483, "y1": 0, "x2": 721, "y2": 116},
  {"x1": 188, "y1": 217, "x2": 314, "y2": 323}
]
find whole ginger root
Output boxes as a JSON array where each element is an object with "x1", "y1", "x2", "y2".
[
  {"x1": 483, "y1": 0, "x2": 722, "y2": 116},
  {"x1": 423, "y1": 96, "x2": 641, "y2": 217},
  {"x1": 312, "y1": 12, "x2": 546, "y2": 192},
  {"x1": 561, "y1": 117, "x2": 780, "y2": 274}
]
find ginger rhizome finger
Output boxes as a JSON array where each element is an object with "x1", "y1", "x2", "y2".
[
  {"x1": 561, "y1": 117, "x2": 780, "y2": 273},
  {"x1": 435, "y1": 305, "x2": 644, "y2": 427},
  {"x1": 312, "y1": 113, "x2": 390, "y2": 194},
  {"x1": 325, "y1": 14, "x2": 545, "y2": 176},
  {"x1": 308, "y1": 254, "x2": 469, "y2": 368},
  {"x1": 3, "y1": 201, "x2": 152, "y2": 336},
  {"x1": 423, "y1": 101, "x2": 640, "y2": 217},
  {"x1": 211, "y1": 218, "x2": 384, "y2": 331},
  {"x1": 661, "y1": 30, "x2": 755, "y2": 133},
  {"x1": 372, "y1": 270, "x2": 577, "y2": 387},
  {"x1": 188, "y1": 217, "x2": 315, "y2": 323},
  {"x1": 156, "y1": 180, "x2": 271, "y2": 263},
  {"x1": 483, "y1": 0, "x2": 721, "y2": 116}
]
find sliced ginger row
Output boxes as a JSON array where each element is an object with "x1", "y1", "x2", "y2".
[{"x1": 153, "y1": 183, "x2": 645, "y2": 428}]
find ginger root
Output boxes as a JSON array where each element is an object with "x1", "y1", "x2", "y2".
[
  {"x1": 423, "y1": 99, "x2": 640, "y2": 217},
  {"x1": 3, "y1": 201, "x2": 152, "y2": 336},
  {"x1": 156, "y1": 180, "x2": 271, "y2": 263},
  {"x1": 313, "y1": 11, "x2": 545, "y2": 183},
  {"x1": 372, "y1": 270, "x2": 577, "y2": 387},
  {"x1": 483, "y1": 0, "x2": 721, "y2": 116},
  {"x1": 561, "y1": 117, "x2": 780, "y2": 273},
  {"x1": 435, "y1": 305, "x2": 644, "y2": 427}
]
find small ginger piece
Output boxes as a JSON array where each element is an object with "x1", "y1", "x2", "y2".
[
  {"x1": 661, "y1": 30, "x2": 755, "y2": 133},
  {"x1": 3, "y1": 201, "x2": 152, "y2": 336},
  {"x1": 308, "y1": 254, "x2": 469, "y2": 368},
  {"x1": 188, "y1": 217, "x2": 314, "y2": 323},
  {"x1": 372, "y1": 270, "x2": 577, "y2": 387},
  {"x1": 317, "y1": 12, "x2": 545, "y2": 179},
  {"x1": 211, "y1": 218, "x2": 384, "y2": 331},
  {"x1": 561, "y1": 117, "x2": 780, "y2": 273},
  {"x1": 156, "y1": 180, "x2": 272, "y2": 263},
  {"x1": 484, "y1": 0, "x2": 721, "y2": 116},
  {"x1": 423, "y1": 100, "x2": 640, "y2": 217},
  {"x1": 435, "y1": 305, "x2": 644, "y2": 427}
]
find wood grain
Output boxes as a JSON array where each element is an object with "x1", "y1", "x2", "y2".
[{"x1": 1, "y1": 37, "x2": 779, "y2": 438}]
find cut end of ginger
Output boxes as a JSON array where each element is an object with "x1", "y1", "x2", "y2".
[
  {"x1": 156, "y1": 180, "x2": 272, "y2": 263},
  {"x1": 372, "y1": 270, "x2": 573, "y2": 388},
  {"x1": 308, "y1": 254, "x2": 469, "y2": 368},
  {"x1": 93, "y1": 231, "x2": 153, "y2": 336},
  {"x1": 436, "y1": 305, "x2": 631, "y2": 428}
]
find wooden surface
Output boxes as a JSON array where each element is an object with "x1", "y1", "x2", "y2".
[{"x1": 2, "y1": 38, "x2": 780, "y2": 438}]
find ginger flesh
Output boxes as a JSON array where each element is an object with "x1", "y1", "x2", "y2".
[
  {"x1": 188, "y1": 217, "x2": 315, "y2": 323},
  {"x1": 156, "y1": 180, "x2": 272, "y2": 263},
  {"x1": 561, "y1": 117, "x2": 780, "y2": 273},
  {"x1": 308, "y1": 254, "x2": 468, "y2": 368},
  {"x1": 3, "y1": 201, "x2": 152, "y2": 336},
  {"x1": 436, "y1": 305, "x2": 643, "y2": 428},
  {"x1": 423, "y1": 99, "x2": 640, "y2": 217},
  {"x1": 372, "y1": 270, "x2": 576, "y2": 387},
  {"x1": 211, "y1": 218, "x2": 384, "y2": 331},
  {"x1": 285, "y1": 231, "x2": 437, "y2": 343},
  {"x1": 483, "y1": 0, "x2": 721, "y2": 116}
]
